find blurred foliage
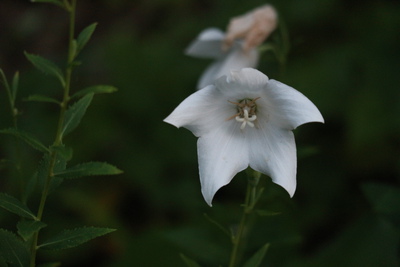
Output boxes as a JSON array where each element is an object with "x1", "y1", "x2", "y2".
[{"x1": 0, "y1": 0, "x2": 399, "y2": 266}]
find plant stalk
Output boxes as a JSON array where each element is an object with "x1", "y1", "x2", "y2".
[
  {"x1": 30, "y1": 1, "x2": 77, "y2": 266},
  {"x1": 228, "y1": 172, "x2": 260, "y2": 267}
]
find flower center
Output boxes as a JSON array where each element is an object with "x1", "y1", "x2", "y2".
[{"x1": 227, "y1": 97, "x2": 260, "y2": 130}]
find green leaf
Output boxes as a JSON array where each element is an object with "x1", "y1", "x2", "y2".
[
  {"x1": 0, "y1": 128, "x2": 49, "y2": 153},
  {"x1": 203, "y1": 213, "x2": 230, "y2": 237},
  {"x1": 242, "y1": 243, "x2": 270, "y2": 267},
  {"x1": 70, "y1": 39, "x2": 78, "y2": 60},
  {"x1": 55, "y1": 162, "x2": 123, "y2": 179},
  {"x1": 0, "y1": 69, "x2": 10, "y2": 89},
  {"x1": 51, "y1": 145, "x2": 73, "y2": 161},
  {"x1": 76, "y1": 23, "x2": 97, "y2": 55},
  {"x1": 71, "y1": 85, "x2": 118, "y2": 100},
  {"x1": 24, "y1": 52, "x2": 65, "y2": 87},
  {"x1": 24, "y1": 94, "x2": 60, "y2": 104},
  {"x1": 17, "y1": 220, "x2": 47, "y2": 241},
  {"x1": 62, "y1": 93, "x2": 93, "y2": 136},
  {"x1": 0, "y1": 229, "x2": 30, "y2": 267},
  {"x1": 11, "y1": 71, "x2": 19, "y2": 104},
  {"x1": 30, "y1": 0, "x2": 65, "y2": 9},
  {"x1": 39, "y1": 227, "x2": 115, "y2": 250},
  {"x1": 0, "y1": 193, "x2": 36, "y2": 220},
  {"x1": 180, "y1": 254, "x2": 202, "y2": 267},
  {"x1": 0, "y1": 69, "x2": 18, "y2": 107}
]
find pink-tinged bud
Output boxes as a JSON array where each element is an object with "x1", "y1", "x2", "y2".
[{"x1": 223, "y1": 5, "x2": 278, "y2": 52}]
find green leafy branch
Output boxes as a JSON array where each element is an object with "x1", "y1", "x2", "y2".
[{"x1": 0, "y1": 1, "x2": 121, "y2": 267}]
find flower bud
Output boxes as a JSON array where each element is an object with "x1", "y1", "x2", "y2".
[{"x1": 223, "y1": 5, "x2": 278, "y2": 52}]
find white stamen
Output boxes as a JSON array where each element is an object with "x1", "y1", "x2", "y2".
[{"x1": 236, "y1": 108, "x2": 257, "y2": 129}]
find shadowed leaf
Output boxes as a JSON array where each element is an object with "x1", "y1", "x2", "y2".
[
  {"x1": 17, "y1": 220, "x2": 47, "y2": 241},
  {"x1": 24, "y1": 52, "x2": 65, "y2": 87},
  {"x1": 62, "y1": 93, "x2": 93, "y2": 136},
  {"x1": 55, "y1": 162, "x2": 123, "y2": 179},
  {"x1": 71, "y1": 85, "x2": 117, "y2": 100},
  {"x1": 11, "y1": 71, "x2": 19, "y2": 104},
  {"x1": 76, "y1": 23, "x2": 97, "y2": 55},
  {"x1": 24, "y1": 94, "x2": 60, "y2": 104},
  {"x1": 39, "y1": 227, "x2": 115, "y2": 250},
  {"x1": 0, "y1": 128, "x2": 49, "y2": 153},
  {"x1": 0, "y1": 193, "x2": 36, "y2": 220},
  {"x1": 243, "y1": 243, "x2": 270, "y2": 267},
  {"x1": 0, "y1": 229, "x2": 30, "y2": 267}
]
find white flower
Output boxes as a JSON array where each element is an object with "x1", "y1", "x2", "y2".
[
  {"x1": 186, "y1": 28, "x2": 259, "y2": 90},
  {"x1": 164, "y1": 68, "x2": 324, "y2": 206},
  {"x1": 223, "y1": 5, "x2": 278, "y2": 52}
]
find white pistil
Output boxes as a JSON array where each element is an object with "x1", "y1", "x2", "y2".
[{"x1": 235, "y1": 108, "x2": 257, "y2": 130}]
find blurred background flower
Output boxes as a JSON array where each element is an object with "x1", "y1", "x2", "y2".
[
  {"x1": 0, "y1": 0, "x2": 399, "y2": 266},
  {"x1": 185, "y1": 28, "x2": 259, "y2": 89}
]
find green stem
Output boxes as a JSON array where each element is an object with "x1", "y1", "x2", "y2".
[
  {"x1": 29, "y1": 1, "x2": 77, "y2": 266},
  {"x1": 228, "y1": 171, "x2": 260, "y2": 267}
]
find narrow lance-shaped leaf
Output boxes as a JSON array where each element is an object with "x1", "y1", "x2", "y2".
[
  {"x1": 71, "y1": 85, "x2": 118, "y2": 100},
  {"x1": 180, "y1": 254, "x2": 202, "y2": 267},
  {"x1": 0, "y1": 69, "x2": 10, "y2": 89},
  {"x1": 24, "y1": 52, "x2": 65, "y2": 87},
  {"x1": 76, "y1": 23, "x2": 97, "y2": 56},
  {"x1": 242, "y1": 243, "x2": 270, "y2": 267},
  {"x1": 24, "y1": 94, "x2": 60, "y2": 105},
  {"x1": 62, "y1": 93, "x2": 93, "y2": 136},
  {"x1": 55, "y1": 162, "x2": 122, "y2": 179},
  {"x1": 39, "y1": 227, "x2": 116, "y2": 250},
  {"x1": 0, "y1": 128, "x2": 49, "y2": 153},
  {"x1": 17, "y1": 220, "x2": 47, "y2": 241},
  {"x1": 0, "y1": 193, "x2": 36, "y2": 220},
  {"x1": 11, "y1": 71, "x2": 19, "y2": 104},
  {"x1": 0, "y1": 229, "x2": 30, "y2": 267},
  {"x1": 0, "y1": 69, "x2": 14, "y2": 106}
]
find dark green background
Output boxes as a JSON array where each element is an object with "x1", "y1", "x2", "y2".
[{"x1": 0, "y1": 0, "x2": 399, "y2": 266}]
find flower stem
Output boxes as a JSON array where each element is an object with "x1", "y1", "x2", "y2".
[
  {"x1": 228, "y1": 171, "x2": 261, "y2": 267},
  {"x1": 29, "y1": 1, "x2": 76, "y2": 266}
]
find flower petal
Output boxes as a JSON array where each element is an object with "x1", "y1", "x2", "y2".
[
  {"x1": 246, "y1": 125, "x2": 297, "y2": 197},
  {"x1": 264, "y1": 79, "x2": 324, "y2": 129},
  {"x1": 198, "y1": 122, "x2": 249, "y2": 206},
  {"x1": 185, "y1": 28, "x2": 225, "y2": 59},
  {"x1": 215, "y1": 68, "x2": 268, "y2": 100},
  {"x1": 164, "y1": 85, "x2": 236, "y2": 137},
  {"x1": 197, "y1": 48, "x2": 259, "y2": 89}
]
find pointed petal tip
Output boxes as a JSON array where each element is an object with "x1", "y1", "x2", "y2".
[
  {"x1": 270, "y1": 175, "x2": 296, "y2": 198},
  {"x1": 202, "y1": 188, "x2": 215, "y2": 207},
  {"x1": 163, "y1": 116, "x2": 180, "y2": 129}
]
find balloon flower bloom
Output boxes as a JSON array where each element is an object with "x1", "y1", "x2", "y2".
[{"x1": 164, "y1": 68, "x2": 324, "y2": 206}]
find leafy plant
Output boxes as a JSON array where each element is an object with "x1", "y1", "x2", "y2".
[{"x1": 0, "y1": 0, "x2": 121, "y2": 266}]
